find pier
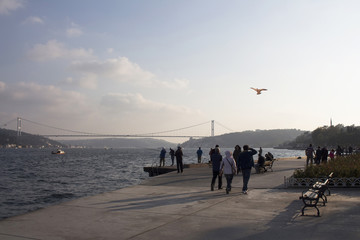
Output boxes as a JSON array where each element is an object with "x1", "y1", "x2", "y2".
[
  {"x1": 143, "y1": 163, "x2": 210, "y2": 176},
  {"x1": 1, "y1": 158, "x2": 360, "y2": 239}
]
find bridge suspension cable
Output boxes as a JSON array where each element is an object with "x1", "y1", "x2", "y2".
[
  {"x1": 136, "y1": 121, "x2": 211, "y2": 136},
  {"x1": 214, "y1": 121, "x2": 235, "y2": 132},
  {"x1": 0, "y1": 118, "x2": 17, "y2": 128},
  {"x1": 21, "y1": 118, "x2": 101, "y2": 135},
  {"x1": 16, "y1": 118, "x2": 213, "y2": 138}
]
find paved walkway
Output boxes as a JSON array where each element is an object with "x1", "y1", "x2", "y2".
[{"x1": 1, "y1": 158, "x2": 360, "y2": 240}]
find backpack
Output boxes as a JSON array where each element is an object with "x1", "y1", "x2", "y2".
[{"x1": 306, "y1": 147, "x2": 313, "y2": 156}]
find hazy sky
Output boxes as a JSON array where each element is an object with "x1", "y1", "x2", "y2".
[{"x1": 1, "y1": 0, "x2": 360, "y2": 142}]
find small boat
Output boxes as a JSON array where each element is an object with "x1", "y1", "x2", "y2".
[{"x1": 52, "y1": 149, "x2": 65, "y2": 154}]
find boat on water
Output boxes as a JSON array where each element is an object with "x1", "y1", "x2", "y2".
[{"x1": 52, "y1": 149, "x2": 65, "y2": 154}]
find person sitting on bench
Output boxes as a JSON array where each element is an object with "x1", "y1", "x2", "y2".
[
  {"x1": 265, "y1": 152, "x2": 274, "y2": 162},
  {"x1": 255, "y1": 154, "x2": 266, "y2": 173}
]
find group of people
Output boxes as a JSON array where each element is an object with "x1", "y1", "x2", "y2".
[
  {"x1": 160, "y1": 146, "x2": 184, "y2": 173},
  {"x1": 210, "y1": 144, "x2": 257, "y2": 194},
  {"x1": 304, "y1": 144, "x2": 358, "y2": 166},
  {"x1": 159, "y1": 144, "x2": 261, "y2": 194}
]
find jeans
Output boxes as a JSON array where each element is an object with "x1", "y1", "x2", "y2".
[
  {"x1": 224, "y1": 174, "x2": 234, "y2": 191},
  {"x1": 160, "y1": 158, "x2": 165, "y2": 167},
  {"x1": 306, "y1": 156, "x2": 313, "y2": 166},
  {"x1": 176, "y1": 159, "x2": 183, "y2": 173},
  {"x1": 241, "y1": 168, "x2": 252, "y2": 191},
  {"x1": 211, "y1": 170, "x2": 222, "y2": 189}
]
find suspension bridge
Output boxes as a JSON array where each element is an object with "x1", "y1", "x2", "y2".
[{"x1": 0, "y1": 117, "x2": 235, "y2": 139}]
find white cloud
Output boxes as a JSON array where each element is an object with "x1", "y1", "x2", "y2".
[
  {"x1": 71, "y1": 57, "x2": 154, "y2": 82},
  {"x1": 66, "y1": 27, "x2": 83, "y2": 38},
  {"x1": 27, "y1": 40, "x2": 94, "y2": 61},
  {"x1": 153, "y1": 78, "x2": 189, "y2": 90},
  {"x1": 100, "y1": 93, "x2": 194, "y2": 114},
  {"x1": 71, "y1": 57, "x2": 189, "y2": 89},
  {"x1": 0, "y1": 82, "x2": 92, "y2": 116},
  {"x1": 98, "y1": 92, "x2": 204, "y2": 135},
  {"x1": 0, "y1": 81, "x2": 5, "y2": 92},
  {"x1": 23, "y1": 16, "x2": 44, "y2": 24},
  {"x1": 62, "y1": 73, "x2": 98, "y2": 90},
  {"x1": 0, "y1": 0, "x2": 24, "y2": 15}
]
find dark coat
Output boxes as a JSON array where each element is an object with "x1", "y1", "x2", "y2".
[
  {"x1": 175, "y1": 148, "x2": 183, "y2": 160},
  {"x1": 211, "y1": 152, "x2": 222, "y2": 171},
  {"x1": 238, "y1": 149, "x2": 257, "y2": 169}
]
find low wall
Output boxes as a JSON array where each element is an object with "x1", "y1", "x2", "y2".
[{"x1": 285, "y1": 176, "x2": 360, "y2": 188}]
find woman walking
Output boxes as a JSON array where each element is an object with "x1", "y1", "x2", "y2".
[{"x1": 220, "y1": 151, "x2": 237, "y2": 194}]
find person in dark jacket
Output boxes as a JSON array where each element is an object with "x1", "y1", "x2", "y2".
[
  {"x1": 169, "y1": 148, "x2": 175, "y2": 166},
  {"x1": 210, "y1": 147, "x2": 222, "y2": 191},
  {"x1": 159, "y1": 147, "x2": 166, "y2": 167},
  {"x1": 233, "y1": 145, "x2": 242, "y2": 174},
  {"x1": 321, "y1": 146, "x2": 328, "y2": 164},
  {"x1": 315, "y1": 146, "x2": 322, "y2": 165},
  {"x1": 238, "y1": 145, "x2": 257, "y2": 194},
  {"x1": 175, "y1": 146, "x2": 183, "y2": 173}
]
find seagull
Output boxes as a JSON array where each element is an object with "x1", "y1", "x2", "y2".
[{"x1": 251, "y1": 87, "x2": 267, "y2": 95}]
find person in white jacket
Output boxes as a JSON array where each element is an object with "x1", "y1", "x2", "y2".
[{"x1": 220, "y1": 151, "x2": 237, "y2": 194}]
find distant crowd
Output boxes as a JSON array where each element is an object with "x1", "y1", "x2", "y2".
[
  {"x1": 305, "y1": 144, "x2": 360, "y2": 166},
  {"x1": 158, "y1": 145, "x2": 273, "y2": 195}
]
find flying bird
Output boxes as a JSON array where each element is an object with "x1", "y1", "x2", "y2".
[{"x1": 251, "y1": 87, "x2": 267, "y2": 95}]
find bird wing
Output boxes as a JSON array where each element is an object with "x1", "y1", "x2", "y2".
[
  {"x1": 250, "y1": 87, "x2": 258, "y2": 91},
  {"x1": 259, "y1": 89, "x2": 267, "y2": 91}
]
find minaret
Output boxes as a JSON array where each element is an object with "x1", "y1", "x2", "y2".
[
  {"x1": 330, "y1": 118, "x2": 333, "y2": 127},
  {"x1": 211, "y1": 120, "x2": 214, "y2": 137}
]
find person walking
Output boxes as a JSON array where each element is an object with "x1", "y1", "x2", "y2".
[
  {"x1": 315, "y1": 146, "x2": 322, "y2": 165},
  {"x1": 238, "y1": 145, "x2": 257, "y2": 194},
  {"x1": 321, "y1": 146, "x2": 328, "y2": 164},
  {"x1": 159, "y1": 147, "x2": 166, "y2": 167},
  {"x1": 305, "y1": 144, "x2": 314, "y2": 166},
  {"x1": 196, "y1": 147, "x2": 203, "y2": 163},
  {"x1": 329, "y1": 149, "x2": 335, "y2": 161},
  {"x1": 169, "y1": 148, "x2": 175, "y2": 166},
  {"x1": 336, "y1": 145, "x2": 343, "y2": 157},
  {"x1": 210, "y1": 147, "x2": 223, "y2": 191},
  {"x1": 233, "y1": 145, "x2": 241, "y2": 174},
  {"x1": 175, "y1": 146, "x2": 184, "y2": 173},
  {"x1": 220, "y1": 151, "x2": 237, "y2": 194}
]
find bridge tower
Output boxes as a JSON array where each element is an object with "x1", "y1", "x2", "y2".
[
  {"x1": 211, "y1": 120, "x2": 214, "y2": 137},
  {"x1": 17, "y1": 117, "x2": 22, "y2": 136}
]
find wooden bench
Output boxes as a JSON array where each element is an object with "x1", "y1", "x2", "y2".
[
  {"x1": 255, "y1": 158, "x2": 276, "y2": 173},
  {"x1": 264, "y1": 158, "x2": 276, "y2": 172},
  {"x1": 311, "y1": 172, "x2": 333, "y2": 204},
  {"x1": 299, "y1": 189, "x2": 321, "y2": 216},
  {"x1": 299, "y1": 172, "x2": 333, "y2": 216}
]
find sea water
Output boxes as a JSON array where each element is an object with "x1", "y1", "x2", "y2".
[{"x1": 0, "y1": 147, "x2": 303, "y2": 220}]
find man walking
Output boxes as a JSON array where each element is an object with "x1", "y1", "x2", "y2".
[
  {"x1": 238, "y1": 145, "x2": 257, "y2": 194},
  {"x1": 196, "y1": 147, "x2": 203, "y2": 163},
  {"x1": 159, "y1": 147, "x2": 166, "y2": 167},
  {"x1": 305, "y1": 144, "x2": 314, "y2": 166},
  {"x1": 175, "y1": 146, "x2": 184, "y2": 173},
  {"x1": 210, "y1": 147, "x2": 222, "y2": 191}
]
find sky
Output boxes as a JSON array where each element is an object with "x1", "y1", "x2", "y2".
[{"x1": 1, "y1": 0, "x2": 360, "y2": 143}]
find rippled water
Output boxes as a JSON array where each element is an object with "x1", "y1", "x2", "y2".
[{"x1": 0, "y1": 147, "x2": 303, "y2": 220}]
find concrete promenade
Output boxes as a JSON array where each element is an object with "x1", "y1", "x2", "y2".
[{"x1": 1, "y1": 158, "x2": 360, "y2": 240}]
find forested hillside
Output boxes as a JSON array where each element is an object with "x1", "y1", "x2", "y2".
[
  {"x1": 181, "y1": 129, "x2": 305, "y2": 148},
  {"x1": 277, "y1": 124, "x2": 360, "y2": 149},
  {"x1": 0, "y1": 128, "x2": 65, "y2": 148}
]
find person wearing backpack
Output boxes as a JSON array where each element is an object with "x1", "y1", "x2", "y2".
[
  {"x1": 220, "y1": 151, "x2": 237, "y2": 194},
  {"x1": 305, "y1": 144, "x2": 314, "y2": 166}
]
